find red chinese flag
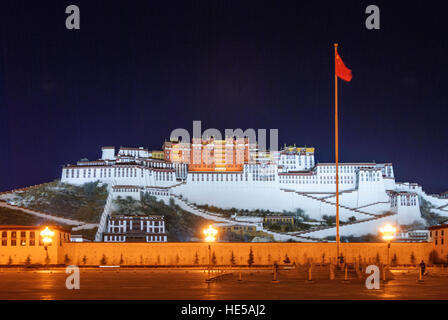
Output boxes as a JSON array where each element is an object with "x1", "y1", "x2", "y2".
[{"x1": 335, "y1": 52, "x2": 352, "y2": 82}]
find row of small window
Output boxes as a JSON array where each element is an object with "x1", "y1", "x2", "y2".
[
  {"x1": 144, "y1": 161, "x2": 175, "y2": 169},
  {"x1": 280, "y1": 176, "x2": 354, "y2": 184},
  {"x1": 191, "y1": 174, "x2": 246, "y2": 182},
  {"x1": 435, "y1": 238, "x2": 445, "y2": 245},
  {"x1": 146, "y1": 235, "x2": 166, "y2": 242},
  {"x1": 118, "y1": 150, "x2": 147, "y2": 156},
  {"x1": 154, "y1": 171, "x2": 175, "y2": 181},
  {"x1": 280, "y1": 158, "x2": 314, "y2": 166},
  {"x1": 66, "y1": 167, "x2": 143, "y2": 179},
  {"x1": 391, "y1": 196, "x2": 417, "y2": 207},
  {"x1": 103, "y1": 235, "x2": 167, "y2": 242},
  {"x1": 147, "y1": 191, "x2": 169, "y2": 196},
  {"x1": 1, "y1": 231, "x2": 48, "y2": 246},
  {"x1": 113, "y1": 188, "x2": 140, "y2": 193},
  {"x1": 253, "y1": 175, "x2": 275, "y2": 181},
  {"x1": 317, "y1": 166, "x2": 361, "y2": 174},
  {"x1": 104, "y1": 235, "x2": 125, "y2": 242},
  {"x1": 108, "y1": 227, "x2": 164, "y2": 233},
  {"x1": 381, "y1": 167, "x2": 393, "y2": 177},
  {"x1": 431, "y1": 230, "x2": 445, "y2": 237},
  {"x1": 360, "y1": 172, "x2": 381, "y2": 182},
  {"x1": 1, "y1": 239, "x2": 48, "y2": 246},
  {"x1": 245, "y1": 165, "x2": 276, "y2": 174},
  {"x1": 110, "y1": 220, "x2": 163, "y2": 226},
  {"x1": 283, "y1": 164, "x2": 313, "y2": 170},
  {"x1": 281, "y1": 158, "x2": 312, "y2": 163}
]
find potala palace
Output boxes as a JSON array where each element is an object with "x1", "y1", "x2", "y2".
[{"x1": 60, "y1": 137, "x2": 448, "y2": 242}]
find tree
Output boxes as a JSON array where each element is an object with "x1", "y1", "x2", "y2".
[
  {"x1": 248, "y1": 247, "x2": 254, "y2": 267},
  {"x1": 429, "y1": 250, "x2": 442, "y2": 265},
  {"x1": 82, "y1": 255, "x2": 87, "y2": 265},
  {"x1": 283, "y1": 254, "x2": 291, "y2": 264},
  {"x1": 100, "y1": 254, "x2": 107, "y2": 265},
  {"x1": 119, "y1": 254, "x2": 124, "y2": 265},
  {"x1": 25, "y1": 255, "x2": 31, "y2": 266},
  {"x1": 348, "y1": 216, "x2": 357, "y2": 223},
  {"x1": 410, "y1": 252, "x2": 416, "y2": 265},
  {"x1": 391, "y1": 254, "x2": 398, "y2": 266},
  {"x1": 194, "y1": 252, "x2": 199, "y2": 265},
  {"x1": 375, "y1": 253, "x2": 381, "y2": 264},
  {"x1": 230, "y1": 251, "x2": 236, "y2": 265},
  {"x1": 211, "y1": 251, "x2": 217, "y2": 265},
  {"x1": 7, "y1": 256, "x2": 12, "y2": 265},
  {"x1": 322, "y1": 215, "x2": 336, "y2": 226},
  {"x1": 64, "y1": 254, "x2": 71, "y2": 265}
]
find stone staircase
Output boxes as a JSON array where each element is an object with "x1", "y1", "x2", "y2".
[
  {"x1": 319, "y1": 189, "x2": 356, "y2": 200},
  {"x1": 281, "y1": 188, "x2": 377, "y2": 218},
  {"x1": 290, "y1": 210, "x2": 396, "y2": 237},
  {"x1": 356, "y1": 201, "x2": 391, "y2": 210}
]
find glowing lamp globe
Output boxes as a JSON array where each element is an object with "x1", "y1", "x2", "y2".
[
  {"x1": 203, "y1": 225, "x2": 217, "y2": 242},
  {"x1": 40, "y1": 227, "x2": 55, "y2": 245},
  {"x1": 379, "y1": 224, "x2": 397, "y2": 241}
]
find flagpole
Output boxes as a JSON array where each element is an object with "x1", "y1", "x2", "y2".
[{"x1": 334, "y1": 43, "x2": 340, "y2": 265}]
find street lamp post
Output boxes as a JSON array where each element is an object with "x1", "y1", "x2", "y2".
[
  {"x1": 379, "y1": 224, "x2": 397, "y2": 266},
  {"x1": 203, "y1": 225, "x2": 217, "y2": 280},
  {"x1": 40, "y1": 226, "x2": 55, "y2": 265}
]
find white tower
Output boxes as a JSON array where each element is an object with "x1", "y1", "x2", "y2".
[{"x1": 101, "y1": 146, "x2": 115, "y2": 160}]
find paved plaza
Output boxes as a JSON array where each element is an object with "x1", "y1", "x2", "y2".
[{"x1": 0, "y1": 267, "x2": 447, "y2": 300}]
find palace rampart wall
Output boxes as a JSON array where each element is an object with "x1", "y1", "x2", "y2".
[{"x1": 1, "y1": 242, "x2": 433, "y2": 266}]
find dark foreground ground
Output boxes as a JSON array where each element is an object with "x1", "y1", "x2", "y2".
[{"x1": 0, "y1": 267, "x2": 447, "y2": 300}]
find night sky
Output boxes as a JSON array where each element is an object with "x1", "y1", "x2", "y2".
[{"x1": 0, "y1": 1, "x2": 447, "y2": 193}]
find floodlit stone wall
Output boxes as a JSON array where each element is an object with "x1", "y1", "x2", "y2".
[{"x1": 0, "y1": 240, "x2": 434, "y2": 266}]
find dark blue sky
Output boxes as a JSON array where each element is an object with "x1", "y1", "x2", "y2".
[{"x1": 0, "y1": 1, "x2": 447, "y2": 193}]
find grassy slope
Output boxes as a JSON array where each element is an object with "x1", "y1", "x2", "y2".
[
  {"x1": 0, "y1": 206, "x2": 55, "y2": 225},
  {"x1": 0, "y1": 206, "x2": 98, "y2": 240},
  {"x1": 11, "y1": 180, "x2": 108, "y2": 223}
]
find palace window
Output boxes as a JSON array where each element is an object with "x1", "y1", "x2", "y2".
[{"x1": 20, "y1": 231, "x2": 26, "y2": 246}]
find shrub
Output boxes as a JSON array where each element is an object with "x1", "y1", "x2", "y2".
[
  {"x1": 391, "y1": 254, "x2": 398, "y2": 266},
  {"x1": 410, "y1": 252, "x2": 416, "y2": 265},
  {"x1": 375, "y1": 253, "x2": 380, "y2": 264},
  {"x1": 230, "y1": 251, "x2": 236, "y2": 265},
  {"x1": 100, "y1": 254, "x2": 107, "y2": 265},
  {"x1": 194, "y1": 252, "x2": 199, "y2": 265},
  {"x1": 429, "y1": 250, "x2": 444, "y2": 265},
  {"x1": 248, "y1": 247, "x2": 254, "y2": 267}
]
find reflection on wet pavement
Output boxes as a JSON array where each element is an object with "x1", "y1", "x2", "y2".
[{"x1": 0, "y1": 268, "x2": 447, "y2": 300}]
